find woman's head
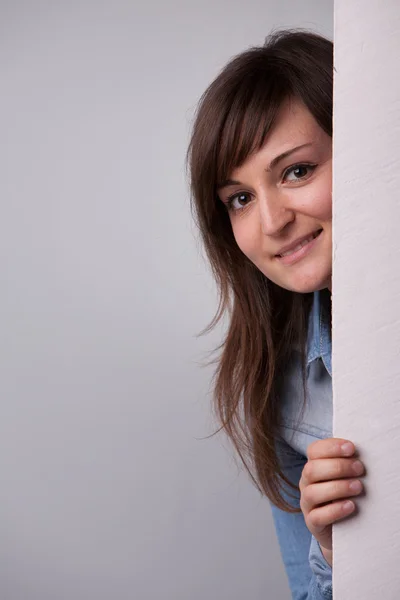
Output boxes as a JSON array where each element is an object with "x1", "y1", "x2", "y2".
[
  {"x1": 188, "y1": 30, "x2": 333, "y2": 510},
  {"x1": 188, "y1": 29, "x2": 333, "y2": 295}
]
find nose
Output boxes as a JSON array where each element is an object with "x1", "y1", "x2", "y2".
[{"x1": 258, "y1": 191, "x2": 295, "y2": 236}]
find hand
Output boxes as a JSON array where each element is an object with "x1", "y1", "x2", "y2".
[{"x1": 299, "y1": 438, "x2": 365, "y2": 559}]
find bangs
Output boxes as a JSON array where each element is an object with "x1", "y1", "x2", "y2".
[{"x1": 216, "y1": 72, "x2": 291, "y2": 184}]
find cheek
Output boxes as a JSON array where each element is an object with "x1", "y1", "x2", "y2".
[
  {"x1": 312, "y1": 171, "x2": 332, "y2": 222},
  {"x1": 316, "y1": 189, "x2": 332, "y2": 221},
  {"x1": 231, "y1": 216, "x2": 259, "y2": 260},
  {"x1": 297, "y1": 179, "x2": 332, "y2": 223}
]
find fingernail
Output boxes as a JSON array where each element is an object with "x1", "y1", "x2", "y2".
[
  {"x1": 341, "y1": 442, "x2": 353, "y2": 455},
  {"x1": 352, "y1": 460, "x2": 364, "y2": 475},
  {"x1": 349, "y1": 480, "x2": 362, "y2": 493},
  {"x1": 343, "y1": 500, "x2": 354, "y2": 512}
]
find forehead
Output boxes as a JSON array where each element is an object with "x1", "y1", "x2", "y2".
[
  {"x1": 264, "y1": 98, "x2": 323, "y2": 153},
  {"x1": 230, "y1": 98, "x2": 328, "y2": 177}
]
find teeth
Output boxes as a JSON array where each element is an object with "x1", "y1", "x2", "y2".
[{"x1": 280, "y1": 232, "x2": 318, "y2": 257}]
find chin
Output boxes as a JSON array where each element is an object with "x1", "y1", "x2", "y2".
[{"x1": 274, "y1": 271, "x2": 331, "y2": 294}]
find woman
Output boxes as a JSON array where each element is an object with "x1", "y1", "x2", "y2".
[{"x1": 187, "y1": 30, "x2": 365, "y2": 599}]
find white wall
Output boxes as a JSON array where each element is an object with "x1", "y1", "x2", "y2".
[
  {"x1": 0, "y1": 2, "x2": 332, "y2": 598},
  {"x1": 333, "y1": 1, "x2": 400, "y2": 597}
]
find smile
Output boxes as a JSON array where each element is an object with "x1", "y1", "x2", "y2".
[{"x1": 275, "y1": 230, "x2": 323, "y2": 265}]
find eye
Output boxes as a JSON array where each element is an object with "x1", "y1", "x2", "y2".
[
  {"x1": 226, "y1": 192, "x2": 252, "y2": 212},
  {"x1": 283, "y1": 163, "x2": 317, "y2": 183}
]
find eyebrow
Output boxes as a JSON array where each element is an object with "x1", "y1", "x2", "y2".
[
  {"x1": 266, "y1": 142, "x2": 313, "y2": 171},
  {"x1": 216, "y1": 142, "x2": 313, "y2": 191}
]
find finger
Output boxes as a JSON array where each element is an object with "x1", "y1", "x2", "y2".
[
  {"x1": 301, "y1": 478, "x2": 363, "y2": 512},
  {"x1": 307, "y1": 438, "x2": 355, "y2": 460},
  {"x1": 307, "y1": 499, "x2": 356, "y2": 534},
  {"x1": 300, "y1": 457, "x2": 365, "y2": 487}
]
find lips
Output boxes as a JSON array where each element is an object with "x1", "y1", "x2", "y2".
[{"x1": 276, "y1": 230, "x2": 322, "y2": 258}]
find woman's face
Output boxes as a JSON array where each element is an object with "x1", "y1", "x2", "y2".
[{"x1": 217, "y1": 98, "x2": 332, "y2": 293}]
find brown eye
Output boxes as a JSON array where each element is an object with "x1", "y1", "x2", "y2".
[
  {"x1": 293, "y1": 166, "x2": 308, "y2": 178},
  {"x1": 228, "y1": 192, "x2": 252, "y2": 211},
  {"x1": 283, "y1": 164, "x2": 317, "y2": 182}
]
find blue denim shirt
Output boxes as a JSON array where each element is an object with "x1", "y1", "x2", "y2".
[{"x1": 270, "y1": 290, "x2": 333, "y2": 600}]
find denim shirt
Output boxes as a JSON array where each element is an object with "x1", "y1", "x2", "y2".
[{"x1": 269, "y1": 290, "x2": 333, "y2": 600}]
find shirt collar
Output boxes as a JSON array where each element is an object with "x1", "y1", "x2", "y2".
[{"x1": 306, "y1": 290, "x2": 332, "y2": 377}]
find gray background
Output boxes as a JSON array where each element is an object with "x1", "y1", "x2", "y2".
[{"x1": 1, "y1": 2, "x2": 332, "y2": 598}]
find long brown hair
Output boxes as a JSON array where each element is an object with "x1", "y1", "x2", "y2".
[{"x1": 187, "y1": 29, "x2": 333, "y2": 512}]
